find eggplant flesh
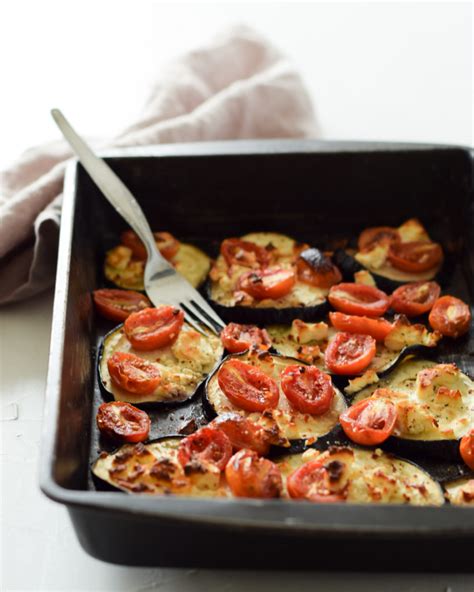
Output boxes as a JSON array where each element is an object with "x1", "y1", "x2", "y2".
[{"x1": 444, "y1": 477, "x2": 474, "y2": 506}]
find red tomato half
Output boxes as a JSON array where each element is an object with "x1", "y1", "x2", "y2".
[
  {"x1": 339, "y1": 398, "x2": 397, "y2": 446},
  {"x1": 324, "y1": 332, "x2": 376, "y2": 375},
  {"x1": 211, "y1": 413, "x2": 271, "y2": 456},
  {"x1": 296, "y1": 249, "x2": 342, "y2": 289},
  {"x1": 428, "y1": 295, "x2": 471, "y2": 338},
  {"x1": 177, "y1": 426, "x2": 232, "y2": 471},
  {"x1": 221, "y1": 238, "x2": 270, "y2": 268},
  {"x1": 328, "y1": 283, "x2": 390, "y2": 317},
  {"x1": 358, "y1": 226, "x2": 400, "y2": 252},
  {"x1": 217, "y1": 359, "x2": 279, "y2": 412},
  {"x1": 460, "y1": 432, "x2": 474, "y2": 471},
  {"x1": 388, "y1": 241, "x2": 443, "y2": 272},
  {"x1": 239, "y1": 268, "x2": 296, "y2": 300},
  {"x1": 96, "y1": 401, "x2": 150, "y2": 442},
  {"x1": 93, "y1": 289, "x2": 151, "y2": 322},
  {"x1": 280, "y1": 365, "x2": 335, "y2": 415},
  {"x1": 220, "y1": 323, "x2": 272, "y2": 353},
  {"x1": 391, "y1": 281, "x2": 441, "y2": 317},
  {"x1": 124, "y1": 306, "x2": 184, "y2": 351},
  {"x1": 107, "y1": 352, "x2": 161, "y2": 394},
  {"x1": 287, "y1": 458, "x2": 347, "y2": 503},
  {"x1": 121, "y1": 230, "x2": 180, "y2": 261},
  {"x1": 329, "y1": 312, "x2": 393, "y2": 342},
  {"x1": 225, "y1": 449, "x2": 283, "y2": 498}
]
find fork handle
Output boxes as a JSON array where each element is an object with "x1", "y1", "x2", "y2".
[{"x1": 51, "y1": 109, "x2": 167, "y2": 264}]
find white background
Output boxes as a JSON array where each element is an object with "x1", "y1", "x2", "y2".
[{"x1": 1, "y1": 1, "x2": 473, "y2": 591}]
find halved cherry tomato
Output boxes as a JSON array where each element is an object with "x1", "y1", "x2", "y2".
[
  {"x1": 391, "y1": 281, "x2": 441, "y2": 317},
  {"x1": 93, "y1": 289, "x2": 151, "y2": 322},
  {"x1": 388, "y1": 241, "x2": 443, "y2": 272},
  {"x1": 329, "y1": 311, "x2": 393, "y2": 341},
  {"x1": 239, "y1": 268, "x2": 296, "y2": 300},
  {"x1": 460, "y1": 431, "x2": 474, "y2": 470},
  {"x1": 296, "y1": 248, "x2": 342, "y2": 289},
  {"x1": 328, "y1": 283, "x2": 390, "y2": 317},
  {"x1": 124, "y1": 306, "x2": 184, "y2": 351},
  {"x1": 177, "y1": 426, "x2": 232, "y2": 471},
  {"x1": 339, "y1": 398, "x2": 397, "y2": 446},
  {"x1": 225, "y1": 449, "x2": 282, "y2": 498},
  {"x1": 280, "y1": 365, "x2": 335, "y2": 415},
  {"x1": 96, "y1": 401, "x2": 150, "y2": 442},
  {"x1": 358, "y1": 226, "x2": 400, "y2": 252},
  {"x1": 211, "y1": 413, "x2": 271, "y2": 456},
  {"x1": 121, "y1": 230, "x2": 180, "y2": 261},
  {"x1": 217, "y1": 359, "x2": 279, "y2": 412},
  {"x1": 220, "y1": 323, "x2": 271, "y2": 353},
  {"x1": 287, "y1": 457, "x2": 347, "y2": 503},
  {"x1": 107, "y1": 352, "x2": 161, "y2": 394},
  {"x1": 324, "y1": 332, "x2": 376, "y2": 375},
  {"x1": 429, "y1": 295, "x2": 471, "y2": 338},
  {"x1": 221, "y1": 238, "x2": 270, "y2": 268}
]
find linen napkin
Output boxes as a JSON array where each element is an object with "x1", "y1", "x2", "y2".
[{"x1": 0, "y1": 25, "x2": 319, "y2": 305}]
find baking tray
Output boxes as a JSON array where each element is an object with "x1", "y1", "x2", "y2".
[{"x1": 40, "y1": 139, "x2": 474, "y2": 571}]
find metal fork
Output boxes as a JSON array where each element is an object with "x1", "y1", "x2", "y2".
[{"x1": 51, "y1": 109, "x2": 225, "y2": 335}]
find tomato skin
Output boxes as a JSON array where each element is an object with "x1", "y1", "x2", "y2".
[
  {"x1": 239, "y1": 268, "x2": 296, "y2": 300},
  {"x1": 287, "y1": 458, "x2": 347, "y2": 503},
  {"x1": 96, "y1": 401, "x2": 150, "y2": 442},
  {"x1": 329, "y1": 312, "x2": 393, "y2": 341},
  {"x1": 221, "y1": 238, "x2": 270, "y2": 268},
  {"x1": 391, "y1": 281, "x2": 441, "y2": 317},
  {"x1": 328, "y1": 283, "x2": 390, "y2": 317},
  {"x1": 107, "y1": 352, "x2": 161, "y2": 394},
  {"x1": 460, "y1": 432, "x2": 474, "y2": 470},
  {"x1": 211, "y1": 413, "x2": 271, "y2": 455},
  {"x1": 225, "y1": 449, "x2": 283, "y2": 498},
  {"x1": 220, "y1": 323, "x2": 271, "y2": 353},
  {"x1": 339, "y1": 398, "x2": 397, "y2": 446},
  {"x1": 358, "y1": 226, "x2": 400, "y2": 251},
  {"x1": 428, "y1": 295, "x2": 471, "y2": 338},
  {"x1": 280, "y1": 365, "x2": 335, "y2": 415},
  {"x1": 121, "y1": 230, "x2": 180, "y2": 261},
  {"x1": 124, "y1": 306, "x2": 184, "y2": 351},
  {"x1": 324, "y1": 332, "x2": 376, "y2": 375},
  {"x1": 217, "y1": 359, "x2": 280, "y2": 412},
  {"x1": 296, "y1": 249, "x2": 342, "y2": 289},
  {"x1": 177, "y1": 427, "x2": 232, "y2": 471},
  {"x1": 388, "y1": 241, "x2": 443, "y2": 272},
  {"x1": 93, "y1": 289, "x2": 151, "y2": 322}
]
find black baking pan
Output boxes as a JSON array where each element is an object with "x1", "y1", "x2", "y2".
[{"x1": 40, "y1": 139, "x2": 474, "y2": 571}]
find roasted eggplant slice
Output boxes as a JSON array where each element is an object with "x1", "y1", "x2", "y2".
[
  {"x1": 352, "y1": 359, "x2": 474, "y2": 459},
  {"x1": 275, "y1": 445, "x2": 444, "y2": 505},
  {"x1": 99, "y1": 322, "x2": 223, "y2": 405},
  {"x1": 204, "y1": 350, "x2": 347, "y2": 444},
  {"x1": 444, "y1": 477, "x2": 474, "y2": 506}
]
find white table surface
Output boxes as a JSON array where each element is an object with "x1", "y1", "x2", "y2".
[{"x1": 1, "y1": 1, "x2": 473, "y2": 590}]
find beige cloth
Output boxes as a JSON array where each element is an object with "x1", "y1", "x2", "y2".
[{"x1": 0, "y1": 26, "x2": 319, "y2": 305}]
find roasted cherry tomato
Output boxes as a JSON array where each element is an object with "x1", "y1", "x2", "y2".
[
  {"x1": 460, "y1": 431, "x2": 474, "y2": 471},
  {"x1": 220, "y1": 323, "x2": 271, "y2": 353},
  {"x1": 287, "y1": 457, "x2": 347, "y2": 503},
  {"x1": 329, "y1": 312, "x2": 393, "y2": 341},
  {"x1": 124, "y1": 306, "x2": 184, "y2": 351},
  {"x1": 428, "y1": 295, "x2": 471, "y2": 338},
  {"x1": 221, "y1": 238, "x2": 270, "y2": 268},
  {"x1": 225, "y1": 449, "x2": 283, "y2": 498},
  {"x1": 358, "y1": 226, "x2": 400, "y2": 251},
  {"x1": 388, "y1": 241, "x2": 443, "y2": 272},
  {"x1": 280, "y1": 364, "x2": 335, "y2": 415},
  {"x1": 339, "y1": 398, "x2": 397, "y2": 446},
  {"x1": 328, "y1": 283, "x2": 390, "y2": 317},
  {"x1": 107, "y1": 352, "x2": 161, "y2": 394},
  {"x1": 177, "y1": 426, "x2": 232, "y2": 471},
  {"x1": 296, "y1": 248, "x2": 342, "y2": 289},
  {"x1": 211, "y1": 413, "x2": 271, "y2": 456},
  {"x1": 93, "y1": 289, "x2": 151, "y2": 322},
  {"x1": 391, "y1": 281, "x2": 441, "y2": 317},
  {"x1": 121, "y1": 230, "x2": 180, "y2": 261},
  {"x1": 96, "y1": 401, "x2": 150, "y2": 442},
  {"x1": 217, "y1": 359, "x2": 279, "y2": 412},
  {"x1": 239, "y1": 268, "x2": 296, "y2": 300},
  {"x1": 324, "y1": 332, "x2": 376, "y2": 375}
]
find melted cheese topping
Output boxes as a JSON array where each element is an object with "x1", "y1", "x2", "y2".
[
  {"x1": 206, "y1": 352, "x2": 346, "y2": 442},
  {"x1": 353, "y1": 359, "x2": 474, "y2": 441},
  {"x1": 100, "y1": 324, "x2": 223, "y2": 404},
  {"x1": 444, "y1": 478, "x2": 474, "y2": 506},
  {"x1": 104, "y1": 242, "x2": 210, "y2": 290}
]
